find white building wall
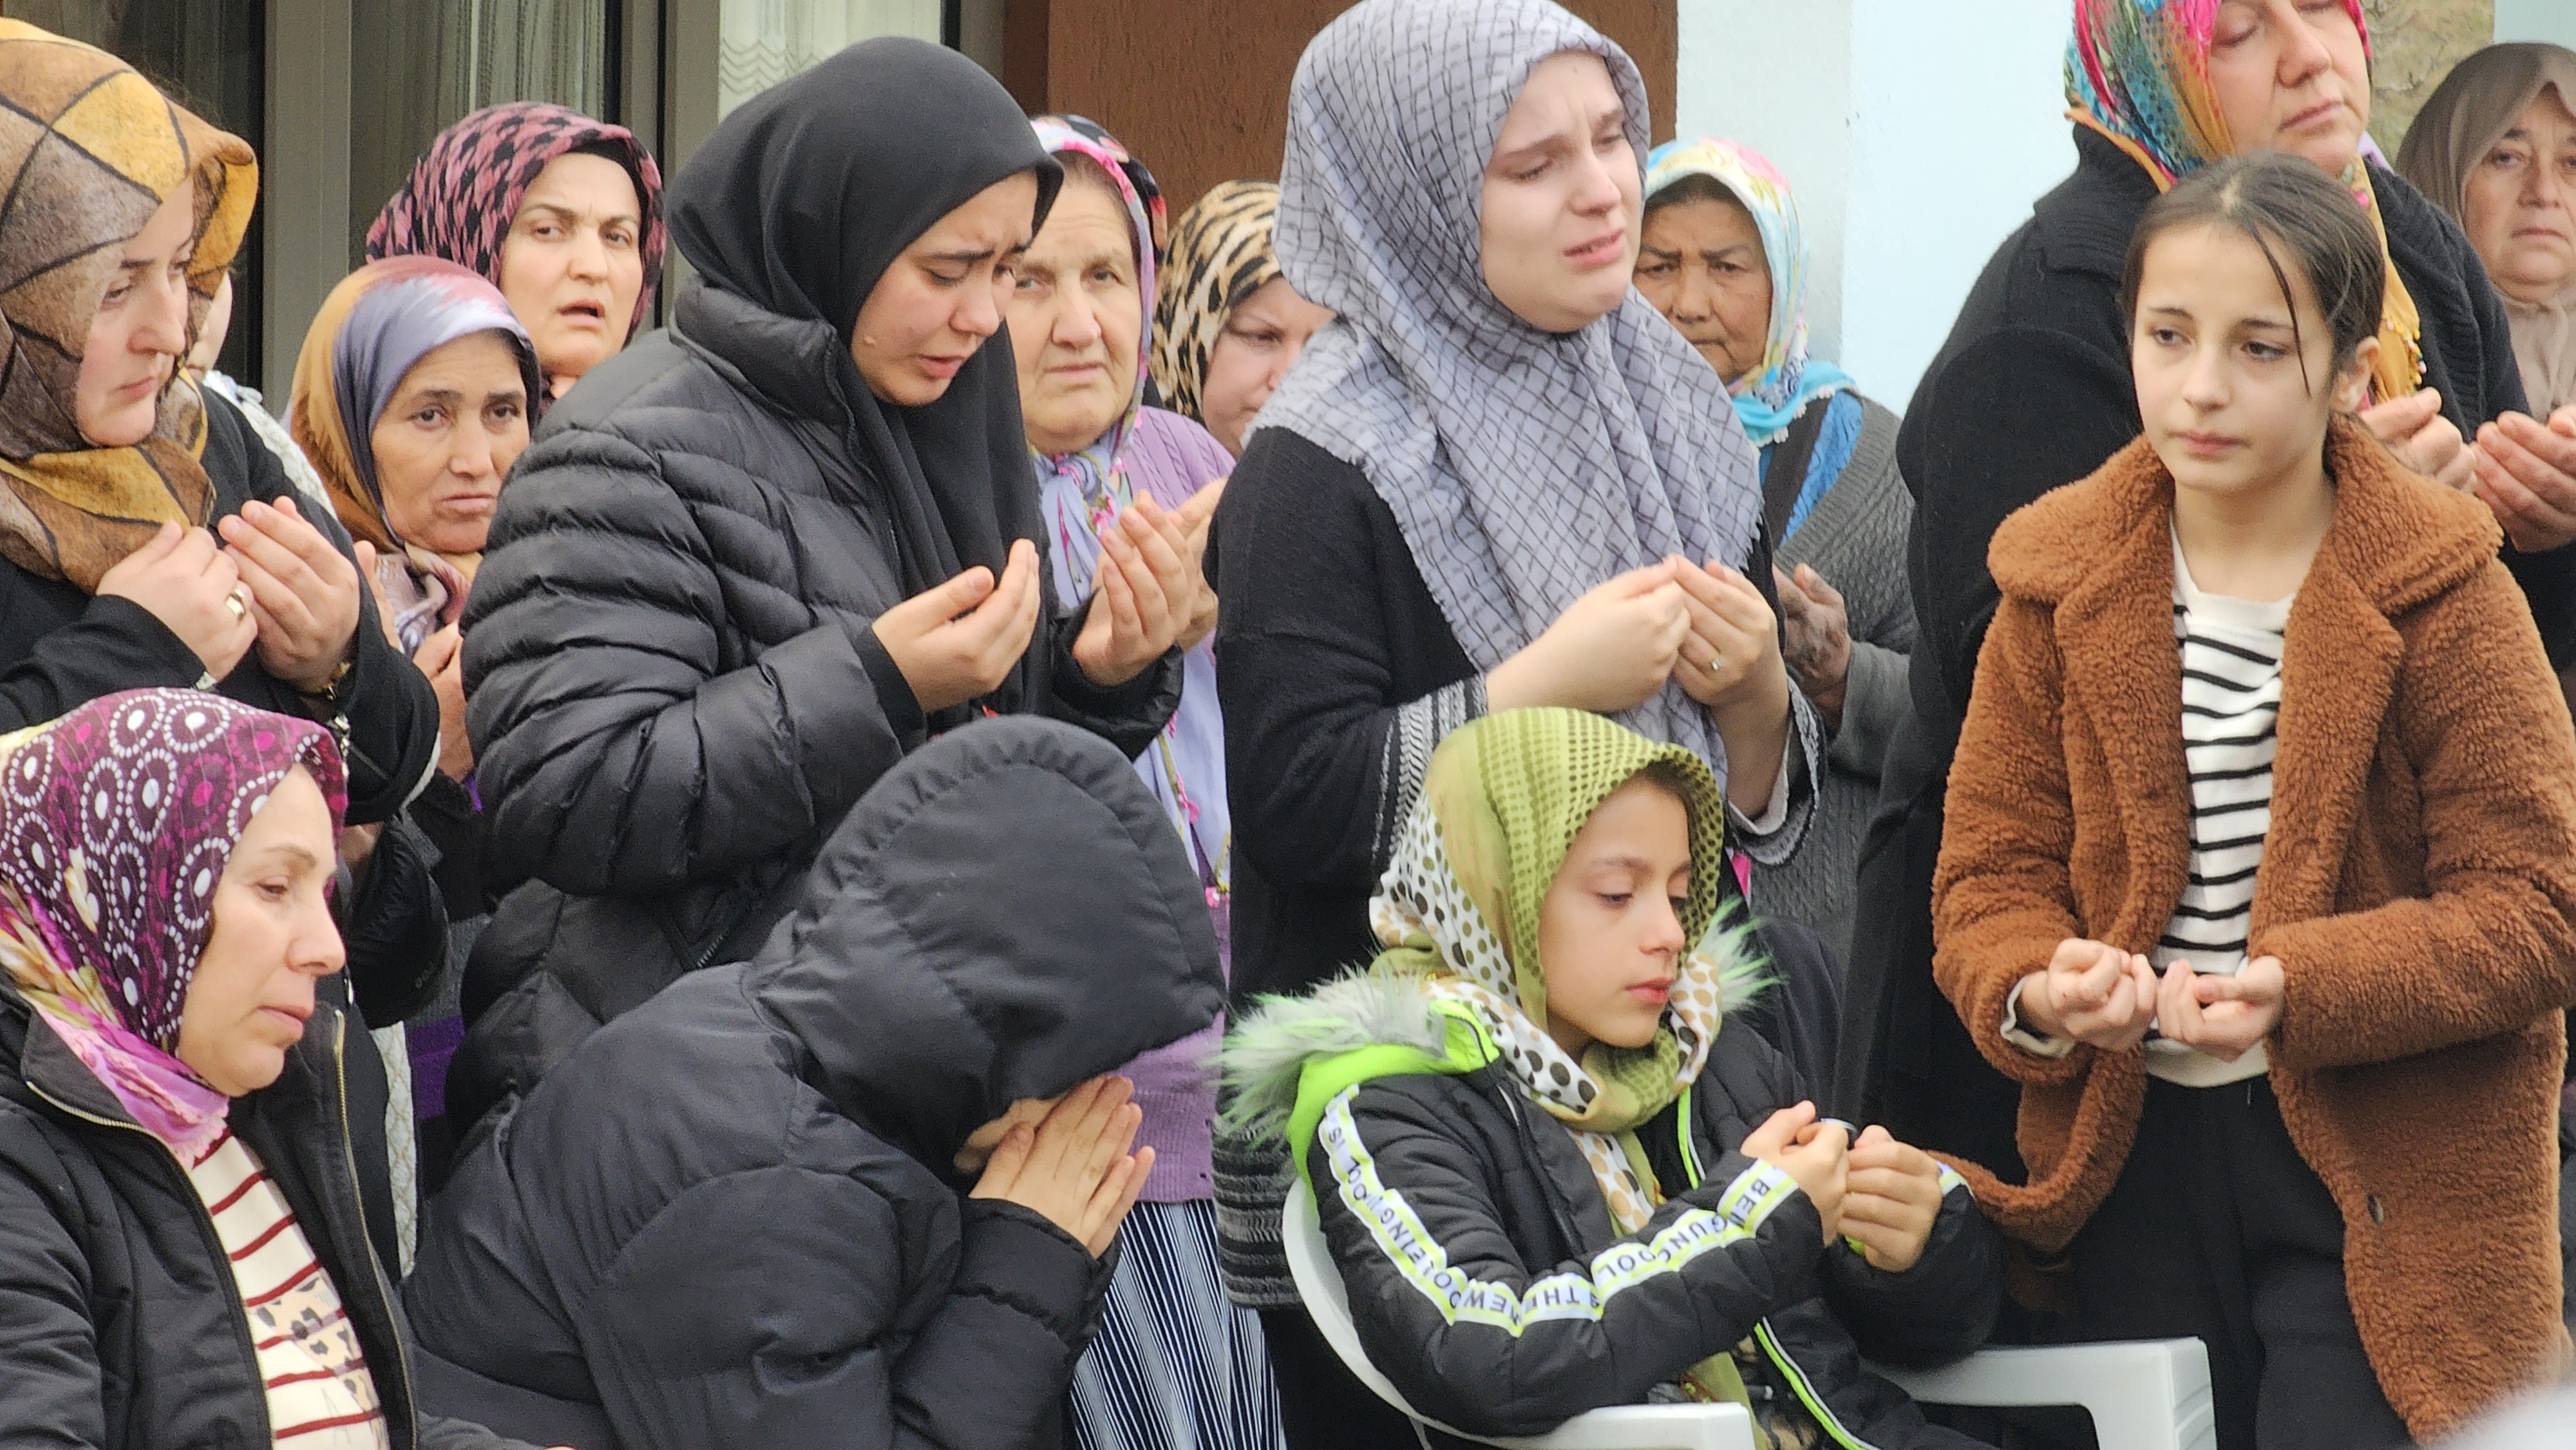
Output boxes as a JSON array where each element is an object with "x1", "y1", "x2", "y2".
[
  {"x1": 1675, "y1": 0, "x2": 2074, "y2": 408},
  {"x1": 2496, "y1": 0, "x2": 2576, "y2": 50}
]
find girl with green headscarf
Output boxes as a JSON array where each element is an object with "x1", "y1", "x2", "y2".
[{"x1": 1224, "y1": 708, "x2": 1999, "y2": 1449}]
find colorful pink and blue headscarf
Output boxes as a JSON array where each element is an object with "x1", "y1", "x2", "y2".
[
  {"x1": 0, "y1": 690, "x2": 346, "y2": 1154},
  {"x1": 1644, "y1": 138, "x2": 1853, "y2": 447},
  {"x1": 1030, "y1": 115, "x2": 1162, "y2": 476},
  {"x1": 2064, "y1": 0, "x2": 2422, "y2": 401}
]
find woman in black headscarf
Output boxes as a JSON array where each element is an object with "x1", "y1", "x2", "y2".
[{"x1": 451, "y1": 37, "x2": 1198, "y2": 1131}]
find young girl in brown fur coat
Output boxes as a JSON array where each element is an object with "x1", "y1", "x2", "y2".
[{"x1": 1934, "y1": 153, "x2": 2576, "y2": 1449}]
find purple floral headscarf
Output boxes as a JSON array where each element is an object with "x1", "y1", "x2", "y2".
[{"x1": 0, "y1": 691, "x2": 346, "y2": 1153}]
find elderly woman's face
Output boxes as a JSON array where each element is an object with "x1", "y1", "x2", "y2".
[
  {"x1": 2461, "y1": 88, "x2": 2576, "y2": 305},
  {"x1": 1634, "y1": 194, "x2": 1772, "y2": 386},
  {"x1": 1479, "y1": 51, "x2": 1642, "y2": 335},
  {"x1": 850, "y1": 170, "x2": 1038, "y2": 407},
  {"x1": 175, "y1": 767, "x2": 344, "y2": 1098},
  {"x1": 368, "y1": 331, "x2": 531, "y2": 558},
  {"x1": 1010, "y1": 177, "x2": 1142, "y2": 455},
  {"x1": 2205, "y1": 0, "x2": 2371, "y2": 177}
]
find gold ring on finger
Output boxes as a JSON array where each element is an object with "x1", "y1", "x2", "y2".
[{"x1": 227, "y1": 585, "x2": 249, "y2": 619}]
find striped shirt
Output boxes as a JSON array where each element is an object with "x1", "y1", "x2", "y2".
[
  {"x1": 2151, "y1": 540, "x2": 2291, "y2": 1087},
  {"x1": 180, "y1": 1128, "x2": 393, "y2": 1450}
]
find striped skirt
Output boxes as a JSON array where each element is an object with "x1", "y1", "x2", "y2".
[{"x1": 1072, "y1": 1198, "x2": 1285, "y2": 1450}]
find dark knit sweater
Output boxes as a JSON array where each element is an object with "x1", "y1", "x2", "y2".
[{"x1": 1763, "y1": 393, "x2": 1913, "y2": 957}]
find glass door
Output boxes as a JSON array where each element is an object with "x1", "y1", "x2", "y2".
[{"x1": 717, "y1": 0, "x2": 942, "y2": 117}]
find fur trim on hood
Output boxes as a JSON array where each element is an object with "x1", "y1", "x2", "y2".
[{"x1": 1219, "y1": 909, "x2": 1774, "y2": 1147}]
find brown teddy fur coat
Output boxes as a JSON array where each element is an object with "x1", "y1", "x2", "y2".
[{"x1": 1931, "y1": 415, "x2": 2576, "y2": 1438}]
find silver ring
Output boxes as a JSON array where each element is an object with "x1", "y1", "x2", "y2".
[{"x1": 225, "y1": 585, "x2": 249, "y2": 619}]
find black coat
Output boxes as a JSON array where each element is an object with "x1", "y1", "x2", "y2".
[
  {"x1": 0, "y1": 990, "x2": 525, "y2": 1450},
  {"x1": 450, "y1": 285, "x2": 1182, "y2": 1129},
  {"x1": 1214, "y1": 426, "x2": 1811, "y2": 1008},
  {"x1": 1835, "y1": 127, "x2": 2568, "y2": 1166},
  {"x1": 0, "y1": 388, "x2": 439, "y2": 825},
  {"x1": 1290, "y1": 979, "x2": 2000, "y2": 1447},
  {"x1": 405, "y1": 717, "x2": 1227, "y2": 1450}
]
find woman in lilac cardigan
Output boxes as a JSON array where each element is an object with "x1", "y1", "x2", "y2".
[{"x1": 1010, "y1": 115, "x2": 1280, "y2": 1450}]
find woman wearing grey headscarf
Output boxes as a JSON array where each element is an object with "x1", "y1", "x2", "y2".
[
  {"x1": 1208, "y1": 1, "x2": 1816, "y2": 1442},
  {"x1": 2398, "y1": 43, "x2": 2576, "y2": 420}
]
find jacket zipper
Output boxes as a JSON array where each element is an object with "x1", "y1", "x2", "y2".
[
  {"x1": 1671, "y1": 1085, "x2": 1882, "y2": 1450},
  {"x1": 332, "y1": 1013, "x2": 421, "y2": 1450},
  {"x1": 24, "y1": 1076, "x2": 276, "y2": 1447}
]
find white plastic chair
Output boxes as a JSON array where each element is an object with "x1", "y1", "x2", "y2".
[
  {"x1": 1873, "y1": 1339, "x2": 2217, "y2": 1450},
  {"x1": 1284, "y1": 1176, "x2": 2217, "y2": 1450}
]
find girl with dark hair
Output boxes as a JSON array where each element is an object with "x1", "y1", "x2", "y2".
[
  {"x1": 1843, "y1": 0, "x2": 2576, "y2": 1231},
  {"x1": 1935, "y1": 153, "x2": 2576, "y2": 1448}
]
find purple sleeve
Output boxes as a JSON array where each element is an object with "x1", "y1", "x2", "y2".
[{"x1": 1126, "y1": 408, "x2": 1235, "y2": 512}]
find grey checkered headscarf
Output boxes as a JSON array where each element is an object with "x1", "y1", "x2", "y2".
[{"x1": 1254, "y1": 0, "x2": 1762, "y2": 776}]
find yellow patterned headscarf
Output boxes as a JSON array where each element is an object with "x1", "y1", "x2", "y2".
[
  {"x1": 1151, "y1": 180, "x2": 1284, "y2": 426},
  {"x1": 0, "y1": 20, "x2": 258, "y2": 592}
]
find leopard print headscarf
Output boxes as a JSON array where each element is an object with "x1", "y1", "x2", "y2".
[{"x1": 1150, "y1": 180, "x2": 1283, "y2": 426}]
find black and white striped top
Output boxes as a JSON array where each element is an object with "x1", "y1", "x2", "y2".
[{"x1": 2152, "y1": 543, "x2": 2291, "y2": 1085}]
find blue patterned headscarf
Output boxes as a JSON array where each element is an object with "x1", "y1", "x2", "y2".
[
  {"x1": 1644, "y1": 138, "x2": 1853, "y2": 447},
  {"x1": 1024, "y1": 117, "x2": 1231, "y2": 899}
]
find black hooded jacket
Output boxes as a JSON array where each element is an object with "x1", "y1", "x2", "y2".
[
  {"x1": 0, "y1": 992, "x2": 527, "y2": 1450},
  {"x1": 404, "y1": 717, "x2": 1227, "y2": 1450},
  {"x1": 452, "y1": 38, "x2": 1180, "y2": 1130}
]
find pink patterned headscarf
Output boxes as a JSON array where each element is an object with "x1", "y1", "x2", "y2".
[
  {"x1": 0, "y1": 691, "x2": 346, "y2": 1153},
  {"x1": 366, "y1": 101, "x2": 667, "y2": 338}
]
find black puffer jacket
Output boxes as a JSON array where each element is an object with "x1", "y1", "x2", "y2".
[
  {"x1": 451, "y1": 287, "x2": 1182, "y2": 1125},
  {"x1": 405, "y1": 717, "x2": 1227, "y2": 1450},
  {"x1": 0, "y1": 990, "x2": 526, "y2": 1450},
  {"x1": 1232, "y1": 973, "x2": 2001, "y2": 1447}
]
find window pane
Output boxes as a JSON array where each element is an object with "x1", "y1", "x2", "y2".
[
  {"x1": 349, "y1": 0, "x2": 619, "y2": 263},
  {"x1": 719, "y1": 0, "x2": 940, "y2": 117},
  {"x1": 12, "y1": 0, "x2": 267, "y2": 381}
]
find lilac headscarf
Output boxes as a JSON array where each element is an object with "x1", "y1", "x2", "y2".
[
  {"x1": 289, "y1": 256, "x2": 540, "y2": 650},
  {"x1": 0, "y1": 691, "x2": 346, "y2": 1154}
]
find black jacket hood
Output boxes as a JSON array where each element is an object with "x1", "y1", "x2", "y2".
[{"x1": 748, "y1": 716, "x2": 1224, "y2": 1165}]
